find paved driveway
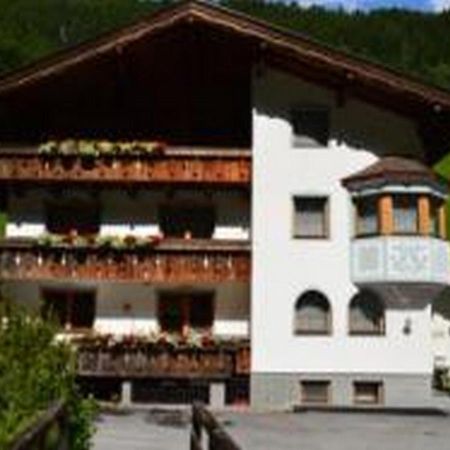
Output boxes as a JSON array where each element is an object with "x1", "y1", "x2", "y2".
[
  {"x1": 93, "y1": 409, "x2": 450, "y2": 450},
  {"x1": 93, "y1": 411, "x2": 189, "y2": 450},
  {"x1": 220, "y1": 411, "x2": 450, "y2": 450}
]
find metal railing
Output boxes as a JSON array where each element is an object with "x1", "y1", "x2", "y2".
[
  {"x1": 10, "y1": 401, "x2": 69, "y2": 450},
  {"x1": 191, "y1": 403, "x2": 241, "y2": 450}
]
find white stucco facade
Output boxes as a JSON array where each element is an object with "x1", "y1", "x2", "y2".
[{"x1": 250, "y1": 69, "x2": 447, "y2": 408}]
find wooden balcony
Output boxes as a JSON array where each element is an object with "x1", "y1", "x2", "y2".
[
  {"x1": 0, "y1": 238, "x2": 250, "y2": 283},
  {"x1": 0, "y1": 147, "x2": 251, "y2": 186},
  {"x1": 76, "y1": 340, "x2": 250, "y2": 379}
]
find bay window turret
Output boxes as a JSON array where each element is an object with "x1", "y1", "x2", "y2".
[
  {"x1": 354, "y1": 192, "x2": 446, "y2": 239},
  {"x1": 343, "y1": 157, "x2": 450, "y2": 298}
]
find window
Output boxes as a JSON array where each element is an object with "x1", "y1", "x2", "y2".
[
  {"x1": 41, "y1": 289, "x2": 96, "y2": 330},
  {"x1": 158, "y1": 292, "x2": 214, "y2": 333},
  {"x1": 293, "y1": 197, "x2": 329, "y2": 238},
  {"x1": 392, "y1": 195, "x2": 418, "y2": 234},
  {"x1": 349, "y1": 291, "x2": 385, "y2": 335},
  {"x1": 46, "y1": 198, "x2": 99, "y2": 235},
  {"x1": 301, "y1": 381, "x2": 330, "y2": 404},
  {"x1": 291, "y1": 107, "x2": 330, "y2": 148},
  {"x1": 294, "y1": 291, "x2": 331, "y2": 335},
  {"x1": 429, "y1": 197, "x2": 443, "y2": 237},
  {"x1": 353, "y1": 381, "x2": 383, "y2": 405},
  {"x1": 159, "y1": 205, "x2": 215, "y2": 239},
  {"x1": 355, "y1": 196, "x2": 378, "y2": 236}
]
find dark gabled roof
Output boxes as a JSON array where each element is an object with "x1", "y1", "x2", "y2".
[
  {"x1": 342, "y1": 156, "x2": 447, "y2": 192},
  {"x1": 0, "y1": 0, "x2": 449, "y2": 118}
]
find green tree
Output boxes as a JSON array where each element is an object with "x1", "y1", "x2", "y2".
[{"x1": 0, "y1": 304, "x2": 97, "y2": 449}]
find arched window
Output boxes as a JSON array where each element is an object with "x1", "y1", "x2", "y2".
[
  {"x1": 349, "y1": 290, "x2": 385, "y2": 335},
  {"x1": 294, "y1": 291, "x2": 331, "y2": 335}
]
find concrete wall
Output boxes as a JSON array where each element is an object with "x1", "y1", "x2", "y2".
[
  {"x1": 251, "y1": 68, "x2": 434, "y2": 384},
  {"x1": 3, "y1": 280, "x2": 249, "y2": 337},
  {"x1": 6, "y1": 188, "x2": 250, "y2": 240},
  {"x1": 432, "y1": 313, "x2": 450, "y2": 368},
  {"x1": 251, "y1": 372, "x2": 432, "y2": 410}
]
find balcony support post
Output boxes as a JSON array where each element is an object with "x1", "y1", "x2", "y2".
[
  {"x1": 120, "y1": 381, "x2": 133, "y2": 408},
  {"x1": 378, "y1": 194, "x2": 393, "y2": 235},
  {"x1": 209, "y1": 382, "x2": 226, "y2": 409}
]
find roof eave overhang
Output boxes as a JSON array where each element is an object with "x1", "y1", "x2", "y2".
[{"x1": 0, "y1": 1, "x2": 449, "y2": 118}]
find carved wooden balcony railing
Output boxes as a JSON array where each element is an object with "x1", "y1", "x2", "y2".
[
  {"x1": 0, "y1": 147, "x2": 251, "y2": 186},
  {"x1": 0, "y1": 238, "x2": 250, "y2": 283},
  {"x1": 76, "y1": 341, "x2": 250, "y2": 378}
]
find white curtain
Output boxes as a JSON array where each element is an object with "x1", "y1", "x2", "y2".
[
  {"x1": 393, "y1": 196, "x2": 418, "y2": 234},
  {"x1": 357, "y1": 197, "x2": 377, "y2": 235},
  {"x1": 294, "y1": 198, "x2": 326, "y2": 237}
]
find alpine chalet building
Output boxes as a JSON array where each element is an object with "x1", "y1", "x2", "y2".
[{"x1": 0, "y1": 1, "x2": 450, "y2": 409}]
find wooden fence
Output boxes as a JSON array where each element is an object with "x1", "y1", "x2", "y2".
[
  {"x1": 10, "y1": 401, "x2": 69, "y2": 450},
  {"x1": 191, "y1": 403, "x2": 241, "y2": 450}
]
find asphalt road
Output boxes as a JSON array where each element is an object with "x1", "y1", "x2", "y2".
[
  {"x1": 93, "y1": 411, "x2": 189, "y2": 450},
  {"x1": 93, "y1": 409, "x2": 450, "y2": 450},
  {"x1": 220, "y1": 410, "x2": 450, "y2": 450}
]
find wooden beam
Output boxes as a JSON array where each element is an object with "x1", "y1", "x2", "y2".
[
  {"x1": 439, "y1": 204, "x2": 447, "y2": 240},
  {"x1": 418, "y1": 195, "x2": 431, "y2": 236},
  {"x1": 378, "y1": 194, "x2": 393, "y2": 235}
]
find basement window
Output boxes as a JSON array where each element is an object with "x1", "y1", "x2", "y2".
[
  {"x1": 291, "y1": 107, "x2": 330, "y2": 148},
  {"x1": 353, "y1": 381, "x2": 383, "y2": 405},
  {"x1": 301, "y1": 380, "x2": 330, "y2": 404}
]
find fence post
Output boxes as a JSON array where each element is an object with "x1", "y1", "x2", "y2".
[
  {"x1": 191, "y1": 403, "x2": 203, "y2": 450},
  {"x1": 191, "y1": 403, "x2": 240, "y2": 450},
  {"x1": 209, "y1": 427, "x2": 239, "y2": 450}
]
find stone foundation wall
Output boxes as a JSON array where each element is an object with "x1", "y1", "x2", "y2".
[{"x1": 251, "y1": 372, "x2": 432, "y2": 411}]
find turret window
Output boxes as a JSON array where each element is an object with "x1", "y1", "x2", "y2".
[
  {"x1": 355, "y1": 196, "x2": 378, "y2": 236},
  {"x1": 429, "y1": 198, "x2": 441, "y2": 237},
  {"x1": 344, "y1": 157, "x2": 448, "y2": 240},
  {"x1": 353, "y1": 193, "x2": 446, "y2": 238},
  {"x1": 392, "y1": 195, "x2": 418, "y2": 234}
]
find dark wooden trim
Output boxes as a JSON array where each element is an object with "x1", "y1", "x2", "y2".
[
  {"x1": 0, "y1": 0, "x2": 449, "y2": 117},
  {"x1": 0, "y1": 238, "x2": 251, "y2": 283},
  {"x1": 0, "y1": 148, "x2": 251, "y2": 186},
  {"x1": 76, "y1": 342, "x2": 250, "y2": 379}
]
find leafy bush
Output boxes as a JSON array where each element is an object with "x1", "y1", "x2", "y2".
[
  {"x1": 0, "y1": 303, "x2": 97, "y2": 449},
  {"x1": 0, "y1": 213, "x2": 6, "y2": 237}
]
